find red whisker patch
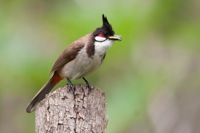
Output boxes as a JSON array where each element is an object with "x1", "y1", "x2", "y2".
[{"x1": 98, "y1": 33, "x2": 104, "y2": 37}]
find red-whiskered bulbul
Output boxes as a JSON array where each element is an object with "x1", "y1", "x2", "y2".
[{"x1": 26, "y1": 14, "x2": 122, "y2": 113}]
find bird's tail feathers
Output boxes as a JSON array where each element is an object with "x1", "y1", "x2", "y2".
[{"x1": 26, "y1": 72, "x2": 62, "y2": 113}]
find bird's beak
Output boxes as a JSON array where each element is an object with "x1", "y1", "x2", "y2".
[{"x1": 109, "y1": 35, "x2": 122, "y2": 41}]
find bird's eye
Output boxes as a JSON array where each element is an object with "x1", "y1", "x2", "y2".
[{"x1": 98, "y1": 33, "x2": 105, "y2": 37}]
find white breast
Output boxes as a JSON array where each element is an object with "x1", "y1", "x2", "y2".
[{"x1": 58, "y1": 39, "x2": 114, "y2": 80}]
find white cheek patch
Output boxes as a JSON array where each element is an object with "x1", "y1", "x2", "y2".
[{"x1": 95, "y1": 36, "x2": 106, "y2": 42}]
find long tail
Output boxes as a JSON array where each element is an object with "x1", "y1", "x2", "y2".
[{"x1": 26, "y1": 72, "x2": 63, "y2": 113}]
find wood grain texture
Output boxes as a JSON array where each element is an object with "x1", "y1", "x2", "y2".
[{"x1": 35, "y1": 84, "x2": 107, "y2": 133}]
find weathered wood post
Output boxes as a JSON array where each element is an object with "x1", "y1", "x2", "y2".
[{"x1": 35, "y1": 84, "x2": 108, "y2": 133}]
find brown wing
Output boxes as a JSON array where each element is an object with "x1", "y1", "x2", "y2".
[{"x1": 50, "y1": 34, "x2": 92, "y2": 73}]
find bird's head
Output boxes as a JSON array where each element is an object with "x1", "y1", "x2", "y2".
[{"x1": 93, "y1": 14, "x2": 122, "y2": 42}]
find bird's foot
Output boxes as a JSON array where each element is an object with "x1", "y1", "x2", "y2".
[
  {"x1": 82, "y1": 77, "x2": 92, "y2": 94},
  {"x1": 67, "y1": 79, "x2": 76, "y2": 93}
]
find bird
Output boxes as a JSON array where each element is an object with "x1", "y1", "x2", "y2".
[{"x1": 26, "y1": 14, "x2": 122, "y2": 113}]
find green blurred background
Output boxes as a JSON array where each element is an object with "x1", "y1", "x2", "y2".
[{"x1": 1, "y1": 0, "x2": 200, "y2": 133}]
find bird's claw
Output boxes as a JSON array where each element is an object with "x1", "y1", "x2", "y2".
[
  {"x1": 83, "y1": 77, "x2": 92, "y2": 94},
  {"x1": 67, "y1": 79, "x2": 76, "y2": 94}
]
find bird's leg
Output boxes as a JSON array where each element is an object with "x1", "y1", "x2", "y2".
[
  {"x1": 82, "y1": 77, "x2": 92, "y2": 94},
  {"x1": 67, "y1": 78, "x2": 76, "y2": 92}
]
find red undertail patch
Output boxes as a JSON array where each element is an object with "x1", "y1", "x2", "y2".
[{"x1": 51, "y1": 73, "x2": 63, "y2": 85}]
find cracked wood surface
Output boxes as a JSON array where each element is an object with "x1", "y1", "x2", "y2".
[{"x1": 35, "y1": 84, "x2": 107, "y2": 133}]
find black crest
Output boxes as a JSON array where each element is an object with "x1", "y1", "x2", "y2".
[
  {"x1": 102, "y1": 14, "x2": 115, "y2": 36},
  {"x1": 93, "y1": 14, "x2": 115, "y2": 37}
]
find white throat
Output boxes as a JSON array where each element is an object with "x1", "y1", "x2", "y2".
[{"x1": 94, "y1": 39, "x2": 113, "y2": 55}]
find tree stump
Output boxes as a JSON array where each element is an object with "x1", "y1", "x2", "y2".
[{"x1": 35, "y1": 84, "x2": 108, "y2": 133}]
